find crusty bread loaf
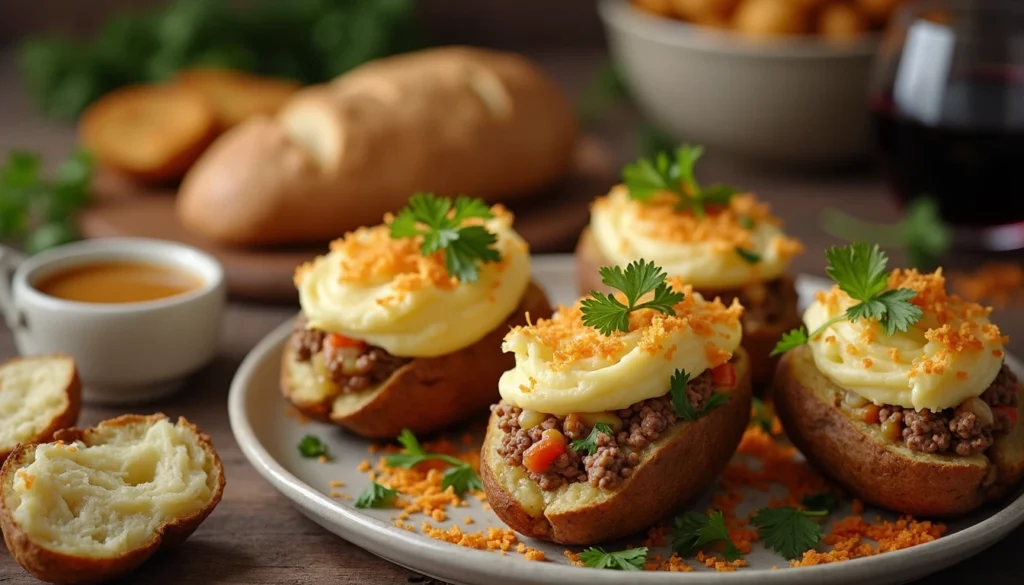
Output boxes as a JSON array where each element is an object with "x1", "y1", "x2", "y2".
[
  {"x1": 177, "y1": 46, "x2": 578, "y2": 246},
  {"x1": 0, "y1": 414, "x2": 225, "y2": 585},
  {"x1": 0, "y1": 355, "x2": 81, "y2": 463},
  {"x1": 174, "y1": 68, "x2": 301, "y2": 129}
]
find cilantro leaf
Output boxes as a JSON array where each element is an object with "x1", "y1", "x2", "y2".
[
  {"x1": 297, "y1": 435, "x2": 330, "y2": 459},
  {"x1": 570, "y1": 423, "x2": 613, "y2": 455},
  {"x1": 825, "y1": 242, "x2": 889, "y2": 302},
  {"x1": 669, "y1": 369, "x2": 694, "y2": 420},
  {"x1": 739, "y1": 215, "x2": 755, "y2": 230},
  {"x1": 801, "y1": 492, "x2": 840, "y2": 512},
  {"x1": 388, "y1": 193, "x2": 501, "y2": 282},
  {"x1": 354, "y1": 481, "x2": 398, "y2": 509},
  {"x1": 770, "y1": 242, "x2": 924, "y2": 356},
  {"x1": 752, "y1": 507, "x2": 825, "y2": 561},
  {"x1": 442, "y1": 465, "x2": 483, "y2": 495},
  {"x1": 872, "y1": 288, "x2": 924, "y2": 336},
  {"x1": 672, "y1": 510, "x2": 743, "y2": 561},
  {"x1": 669, "y1": 369, "x2": 728, "y2": 422},
  {"x1": 451, "y1": 195, "x2": 494, "y2": 223},
  {"x1": 735, "y1": 246, "x2": 761, "y2": 264},
  {"x1": 621, "y1": 143, "x2": 739, "y2": 216},
  {"x1": 580, "y1": 259, "x2": 684, "y2": 336},
  {"x1": 383, "y1": 429, "x2": 480, "y2": 496},
  {"x1": 578, "y1": 547, "x2": 648, "y2": 571}
]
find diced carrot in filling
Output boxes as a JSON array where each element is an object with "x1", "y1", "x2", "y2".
[
  {"x1": 712, "y1": 363, "x2": 736, "y2": 388},
  {"x1": 325, "y1": 333, "x2": 367, "y2": 351},
  {"x1": 523, "y1": 431, "x2": 566, "y2": 474}
]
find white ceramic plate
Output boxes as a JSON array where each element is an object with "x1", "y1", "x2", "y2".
[{"x1": 229, "y1": 254, "x2": 1024, "y2": 585}]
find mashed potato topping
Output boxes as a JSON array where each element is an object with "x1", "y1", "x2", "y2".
[
  {"x1": 589, "y1": 186, "x2": 803, "y2": 290},
  {"x1": 295, "y1": 207, "x2": 531, "y2": 357},
  {"x1": 805, "y1": 268, "x2": 1007, "y2": 411},
  {"x1": 499, "y1": 280, "x2": 743, "y2": 415}
]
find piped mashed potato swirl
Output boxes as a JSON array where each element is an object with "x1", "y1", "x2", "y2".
[
  {"x1": 804, "y1": 268, "x2": 1007, "y2": 411},
  {"x1": 589, "y1": 186, "x2": 803, "y2": 290},
  {"x1": 499, "y1": 280, "x2": 743, "y2": 415},
  {"x1": 295, "y1": 207, "x2": 530, "y2": 357}
]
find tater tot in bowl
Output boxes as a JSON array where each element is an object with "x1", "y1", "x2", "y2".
[{"x1": 598, "y1": 0, "x2": 882, "y2": 166}]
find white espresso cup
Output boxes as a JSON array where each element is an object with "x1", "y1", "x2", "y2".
[{"x1": 0, "y1": 238, "x2": 226, "y2": 405}]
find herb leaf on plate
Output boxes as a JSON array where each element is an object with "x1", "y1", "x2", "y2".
[
  {"x1": 354, "y1": 481, "x2": 398, "y2": 509},
  {"x1": 578, "y1": 546, "x2": 648, "y2": 571}
]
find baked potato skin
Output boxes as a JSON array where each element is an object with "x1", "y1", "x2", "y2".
[
  {"x1": 482, "y1": 349, "x2": 752, "y2": 545},
  {"x1": 575, "y1": 228, "x2": 799, "y2": 389},
  {"x1": 774, "y1": 345, "x2": 1024, "y2": 516},
  {"x1": 0, "y1": 415, "x2": 225, "y2": 585},
  {"x1": 282, "y1": 282, "x2": 553, "y2": 439}
]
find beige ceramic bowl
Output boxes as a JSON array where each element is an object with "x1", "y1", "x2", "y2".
[{"x1": 598, "y1": 0, "x2": 881, "y2": 166}]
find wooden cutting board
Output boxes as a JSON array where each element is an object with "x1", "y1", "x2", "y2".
[{"x1": 79, "y1": 137, "x2": 617, "y2": 303}]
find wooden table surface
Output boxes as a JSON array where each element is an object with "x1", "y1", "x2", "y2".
[{"x1": 1, "y1": 48, "x2": 1022, "y2": 585}]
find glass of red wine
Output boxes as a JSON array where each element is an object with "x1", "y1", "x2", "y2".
[{"x1": 869, "y1": 0, "x2": 1024, "y2": 251}]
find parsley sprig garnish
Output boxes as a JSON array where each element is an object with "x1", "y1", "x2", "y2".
[
  {"x1": 297, "y1": 434, "x2": 331, "y2": 460},
  {"x1": 771, "y1": 243, "x2": 924, "y2": 356},
  {"x1": 669, "y1": 369, "x2": 729, "y2": 422},
  {"x1": 570, "y1": 423, "x2": 613, "y2": 456},
  {"x1": 388, "y1": 193, "x2": 501, "y2": 283},
  {"x1": 622, "y1": 144, "x2": 738, "y2": 218},
  {"x1": 354, "y1": 481, "x2": 399, "y2": 509},
  {"x1": 578, "y1": 546, "x2": 648, "y2": 571},
  {"x1": 383, "y1": 429, "x2": 482, "y2": 496},
  {"x1": 672, "y1": 510, "x2": 743, "y2": 561},
  {"x1": 580, "y1": 260, "x2": 684, "y2": 336},
  {"x1": 751, "y1": 496, "x2": 836, "y2": 561}
]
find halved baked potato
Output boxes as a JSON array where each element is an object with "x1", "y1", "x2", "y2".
[
  {"x1": 0, "y1": 355, "x2": 81, "y2": 463},
  {"x1": 576, "y1": 228, "x2": 801, "y2": 388},
  {"x1": 0, "y1": 414, "x2": 225, "y2": 585},
  {"x1": 282, "y1": 282, "x2": 552, "y2": 439},
  {"x1": 774, "y1": 345, "x2": 1024, "y2": 516},
  {"x1": 481, "y1": 348, "x2": 752, "y2": 545}
]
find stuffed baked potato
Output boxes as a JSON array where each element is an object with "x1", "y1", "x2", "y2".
[
  {"x1": 481, "y1": 261, "x2": 752, "y2": 544},
  {"x1": 575, "y1": 145, "x2": 804, "y2": 388},
  {"x1": 282, "y1": 195, "x2": 553, "y2": 439},
  {"x1": 772, "y1": 245, "x2": 1024, "y2": 516}
]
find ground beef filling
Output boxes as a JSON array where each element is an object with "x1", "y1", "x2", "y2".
[
  {"x1": 291, "y1": 318, "x2": 409, "y2": 392},
  {"x1": 841, "y1": 364, "x2": 1020, "y2": 456},
  {"x1": 712, "y1": 276, "x2": 798, "y2": 330},
  {"x1": 494, "y1": 369, "x2": 717, "y2": 491}
]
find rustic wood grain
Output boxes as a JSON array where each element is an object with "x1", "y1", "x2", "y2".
[{"x1": 1, "y1": 46, "x2": 1023, "y2": 585}]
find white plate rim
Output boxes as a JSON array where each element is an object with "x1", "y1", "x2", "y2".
[{"x1": 228, "y1": 257, "x2": 1024, "y2": 585}]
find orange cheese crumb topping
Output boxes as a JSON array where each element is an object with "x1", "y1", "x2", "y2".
[
  {"x1": 595, "y1": 189, "x2": 803, "y2": 257},
  {"x1": 294, "y1": 205, "x2": 518, "y2": 299},
  {"x1": 506, "y1": 279, "x2": 743, "y2": 370}
]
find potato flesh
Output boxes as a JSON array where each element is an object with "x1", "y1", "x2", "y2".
[
  {"x1": 0, "y1": 358, "x2": 74, "y2": 448},
  {"x1": 7, "y1": 419, "x2": 217, "y2": 557}
]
